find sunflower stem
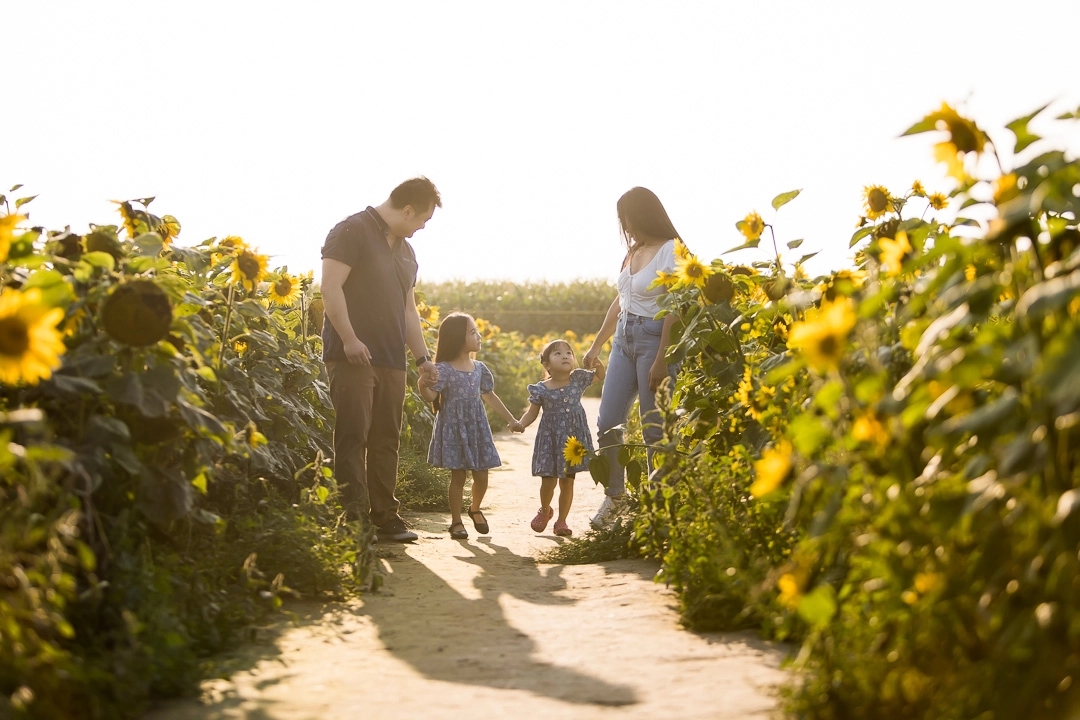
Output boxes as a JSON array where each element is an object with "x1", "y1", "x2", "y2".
[
  {"x1": 218, "y1": 282, "x2": 236, "y2": 370},
  {"x1": 768, "y1": 225, "x2": 781, "y2": 267},
  {"x1": 300, "y1": 289, "x2": 307, "y2": 348}
]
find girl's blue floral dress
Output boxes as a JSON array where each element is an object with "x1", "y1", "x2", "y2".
[
  {"x1": 528, "y1": 368, "x2": 596, "y2": 477},
  {"x1": 427, "y1": 361, "x2": 502, "y2": 470}
]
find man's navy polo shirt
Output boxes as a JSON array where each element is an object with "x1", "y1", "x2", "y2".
[{"x1": 320, "y1": 207, "x2": 418, "y2": 370}]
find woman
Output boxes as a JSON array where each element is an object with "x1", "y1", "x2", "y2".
[{"x1": 582, "y1": 186, "x2": 681, "y2": 527}]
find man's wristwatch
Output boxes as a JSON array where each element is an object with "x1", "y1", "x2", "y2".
[{"x1": 415, "y1": 355, "x2": 431, "y2": 367}]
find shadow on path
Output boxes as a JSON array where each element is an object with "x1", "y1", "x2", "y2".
[{"x1": 365, "y1": 538, "x2": 638, "y2": 706}]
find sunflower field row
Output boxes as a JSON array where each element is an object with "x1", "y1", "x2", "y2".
[
  {"x1": 415, "y1": 278, "x2": 614, "y2": 337},
  {"x1": 0, "y1": 199, "x2": 391, "y2": 719},
  {"x1": 620, "y1": 102, "x2": 1080, "y2": 719},
  {"x1": 0, "y1": 190, "x2": 608, "y2": 718}
]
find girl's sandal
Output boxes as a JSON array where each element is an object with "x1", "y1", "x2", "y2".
[
  {"x1": 449, "y1": 521, "x2": 468, "y2": 540},
  {"x1": 467, "y1": 509, "x2": 490, "y2": 535}
]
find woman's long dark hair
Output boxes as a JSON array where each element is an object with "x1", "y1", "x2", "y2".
[
  {"x1": 431, "y1": 312, "x2": 474, "y2": 412},
  {"x1": 617, "y1": 186, "x2": 684, "y2": 270}
]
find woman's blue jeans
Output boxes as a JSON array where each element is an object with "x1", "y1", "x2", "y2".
[{"x1": 596, "y1": 313, "x2": 677, "y2": 497}]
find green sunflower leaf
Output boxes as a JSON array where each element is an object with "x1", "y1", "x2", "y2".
[
  {"x1": 771, "y1": 189, "x2": 802, "y2": 210},
  {"x1": 724, "y1": 239, "x2": 761, "y2": 255},
  {"x1": 850, "y1": 225, "x2": 873, "y2": 248},
  {"x1": 1005, "y1": 103, "x2": 1049, "y2": 154},
  {"x1": 900, "y1": 115, "x2": 937, "y2": 136}
]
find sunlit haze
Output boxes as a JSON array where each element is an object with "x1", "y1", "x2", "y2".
[{"x1": 9, "y1": 1, "x2": 1080, "y2": 284}]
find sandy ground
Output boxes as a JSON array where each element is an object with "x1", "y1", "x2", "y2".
[{"x1": 145, "y1": 398, "x2": 789, "y2": 720}]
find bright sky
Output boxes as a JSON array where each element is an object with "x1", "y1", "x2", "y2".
[{"x1": 8, "y1": 1, "x2": 1080, "y2": 285}]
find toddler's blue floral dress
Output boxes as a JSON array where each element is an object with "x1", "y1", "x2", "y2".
[
  {"x1": 427, "y1": 360, "x2": 502, "y2": 471},
  {"x1": 528, "y1": 368, "x2": 596, "y2": 477}
]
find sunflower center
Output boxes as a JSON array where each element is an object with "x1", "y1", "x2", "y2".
[
  {"x1": 949, "y1": 120, "x2": 979, "y2": 153},
  {"x1": 238, "y1": 253, "x2": 260, "y2": 279},
  {"x1": 817, "y1": 334, "x2": 840, "y2": 359},
  {"x1": 868, "y1": 189, "x2": 888, "y2": 213},
  {"x1": 0, "y1": 317, "x2": 30, "y2": 356},
  {"x1": 274, "y1": 278, "x2": 293, "y2": 296},
  {"x1": 687, "y1": 264, "x2": 703, "y2": 278}
]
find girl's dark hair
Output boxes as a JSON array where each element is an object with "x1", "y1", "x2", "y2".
[
  {"x1": 431, "y1": 312, "x2": 474, "y2": 412},
  {"x1": 539, "y1": 339, "x2": 574, "y2": 380},
  {"x1": 435, "y1": 312, "x2": 473, "y2": 363},
  {"x1": 617, "y1": 186, "x2": 684, "y2": 270}
]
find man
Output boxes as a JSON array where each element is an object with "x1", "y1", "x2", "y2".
[{"x1": 321, "y1": 177, "x2": 441, "y2": 542}]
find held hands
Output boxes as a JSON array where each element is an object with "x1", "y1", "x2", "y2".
[
  {"x1": 418, "y1": 360, "x2": 439, "y2": 385},
  {"x1": 582, "y1": 347, "x2": 600, "y2": 370},
  {"x1": 508, "y1": 420, "x2": 525, "y2": 434}
]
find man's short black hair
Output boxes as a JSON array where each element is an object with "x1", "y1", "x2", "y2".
[{"x1": 389, "y1": 177, "x2": 442, "y2": 212}]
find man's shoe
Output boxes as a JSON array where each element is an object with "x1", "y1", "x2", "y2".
[{"x1": 377, "y1": 516, "x2": 418, "y2": 543}]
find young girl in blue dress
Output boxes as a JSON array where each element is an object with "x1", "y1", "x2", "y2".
[
  {"x1": 516, "y1": 339, "x2": 605, "y2": 537},
  {"x1": 418, "y1": 312, "x2": 522, "y2": 539}
]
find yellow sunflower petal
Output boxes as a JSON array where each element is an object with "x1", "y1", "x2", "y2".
[{"x1": 0, "y1": 288, "x2": 66, "y2": 385}]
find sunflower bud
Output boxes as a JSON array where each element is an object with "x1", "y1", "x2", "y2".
[
  {"x1": 102, "y1": 280, "x2": 173, "y2": 347},
  {"x1": 703, "y1": 273, "x2": 735, "y2": 304}
]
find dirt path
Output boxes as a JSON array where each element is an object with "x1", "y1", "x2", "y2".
[{"x1": 146, "y1": 398, "x2": 788, "y2": 720}]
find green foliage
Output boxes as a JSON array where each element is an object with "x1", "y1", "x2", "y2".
[
  {"x1": 540, "y1": 515, "x2": 640, "y2": 564},
  {"x1": 395, "y1": 447, "x2": 452, "y2": 511},
  {"x1": 634, "y1": 103, "x2": 1080, "y2": 718},
  {"x1": 0, "y1": 197, "x2": 368, "y2": 719}
]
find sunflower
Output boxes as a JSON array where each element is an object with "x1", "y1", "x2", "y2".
[
  {"x1": 928, "y1": 193, "x2": 949, "y2": 210},
  {"x1": 823, "y1": 269, "x2": 867, "y2": 300},
  {"x1": 914, "y1": 572, "x2": 944, "y2": 595},
  {"x1": 231, "y1": 249, "x2": 269, "y2": 292},
  {"x1": 879, "y1": 230, "x2": 912, "y2": 276},
  {"x1": 852, "y1": 411, "x2": 889, "y2": 449},
  {"x1": 750, "y1": 439, "x2": 793, "y2": 498},
  {"x1": 649, "y1": 270, "x2": 681, "y2": 290},
  {"x1": 158, "y1": 215, "x2": 181, "y2": 245},
  {"x1": 862, "y1": 185, "x2": 894, "y2": 220},
  {"x1": 268, "y1": 272, "x2": 301, "y2": 306},
  {"x1": 702, "y1": 273, "x2": 735, "y2": 304},
  {"x1": 739, "y1": 211, "x2": 765, "y2": 241},
  {"x1": 777, "y1": 573, "x2": 802, "y2": 610},
  {"x1": 933, "y1": 142, "x2": 966, "y2": 181},
  {"x1": 416, "y1": 301, "x2": 440, "y2": 325},
  {"x1": 563, "y1": 436, "x2": 587, "y2": 467},
  {"x1": 911, "y1": 180, "x2": 926, "y2": 196},
  {"x1": 675, "y1": 253, "x2": 711, "y2": 289},
  {"x1": 787, "y1": 297, "x2": 857, "y2": 373},
  {"x1": 244, "y1": 422, "x2": 267, "y2": 448},
  {"x1": 211, "y1": 235, "x2": 247, "y2": 264},
  {"x1": 993, "y1": 173, "x2": 1020, "y2": 205},
  {"x1": 234, "y1": 339, "x2": 248, "y2": 355},
  {"x1": 735, "y1": 365, "x2": 774, "y2": 421},
  {"x1": 930, "y1": 102, "x2": 987, "y2": 155},
  {"x1": 0, "y1": 288, "x2": 66, "y2": 386},
  {"x1": 674, "y1": 237, "x2": 691, "y2": 261},
  {"x1": 0, "y1": 213, "x2": 28, "y2": 263},
  {"x1": 111, "y1": 200, "x2": 141, "y2": 239}
]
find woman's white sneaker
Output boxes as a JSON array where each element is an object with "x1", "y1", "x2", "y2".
[{"x1": 590, "y1": 495, "x2": 620, "y2": 527}]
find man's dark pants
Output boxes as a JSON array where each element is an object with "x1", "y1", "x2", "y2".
[{"x1": 326, "y1": 361, "x2": 407, "y2": 528}]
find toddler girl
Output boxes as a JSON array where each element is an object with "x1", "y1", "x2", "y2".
[
  {"x1": 517, "y1": 339, "x2": 605, "y2": 536},
  {"x1": 418, "y1": 312, "x2": 522, "y2": 539}
]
